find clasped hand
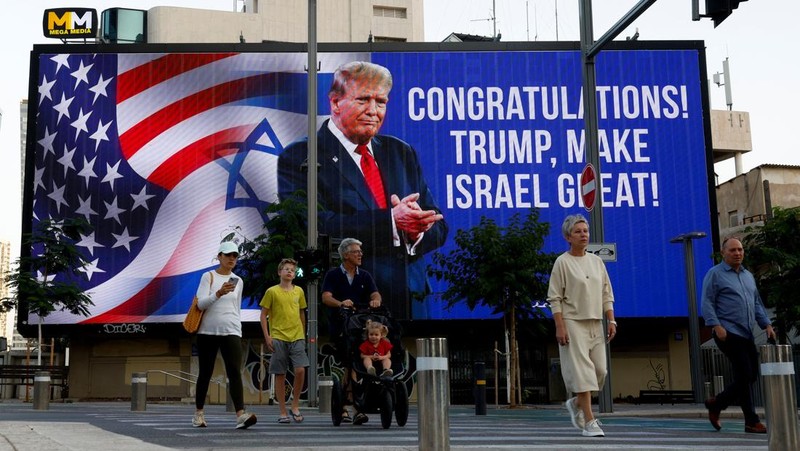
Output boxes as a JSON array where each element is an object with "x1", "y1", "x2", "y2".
[{"x1": 391, "y1": 193, "x2": 444, "y2": 239}]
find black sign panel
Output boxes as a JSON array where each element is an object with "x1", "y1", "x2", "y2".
[{"x1": 43, "y1": 8, "x2": 98, "y2": 39}]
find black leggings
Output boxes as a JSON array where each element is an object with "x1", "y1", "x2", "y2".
[{"x1": 195, "y1": 334, "x2": 245, "y2": 412}]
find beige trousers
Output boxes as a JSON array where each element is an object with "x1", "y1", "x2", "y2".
[{"x1": 558, "y1": 319, "x2": 607, "y2": 394}]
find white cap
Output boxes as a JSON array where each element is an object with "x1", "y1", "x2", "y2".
[{"x1": 218, "y1": 241, "x2": 239, "y2": 255}]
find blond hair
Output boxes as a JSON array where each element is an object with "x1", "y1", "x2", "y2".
[{"x1": 365, "y1": 319, "x2": 388, "y2": 338}]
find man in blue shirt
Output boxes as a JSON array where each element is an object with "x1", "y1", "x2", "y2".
[
  {"x1": 322, "y1": 237, "x2": 382, "y2": 426},
  {"x1": 701, "y1": 237, "x2": 775, "y2": 434}
]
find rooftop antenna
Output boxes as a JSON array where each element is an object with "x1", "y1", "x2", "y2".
[
  {"x1": 555, "y1": 0, "x2": 559, "y2": 41},
  {"x1": 470, "y1": 0, "x2": 497, "y2": 40},
  {"x1": 712, "y1": 57, "x2": 733, "y2": 110}
]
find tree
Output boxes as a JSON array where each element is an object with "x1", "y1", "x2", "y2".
[
  {"x1": 742, "y1": 206, "x2": 800, "y2": 343},
  {"x1": 1, "y1": 218, "x2": 94, "y2": 365},
  {"x1": 227, "y1": 193, "x2": 310, "y2": 305},
  {"x1": 428, "y1": 209, "x2": 557, "y2": 407}
]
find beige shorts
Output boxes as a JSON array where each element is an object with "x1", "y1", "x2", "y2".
[{"x1": 558, "y1": 319, "x2": 607, "y2": 394}]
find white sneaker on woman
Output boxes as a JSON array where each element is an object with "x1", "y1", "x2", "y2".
[
  {"x1": 565, "y1": 397, "x2": 585, "y2": 430},
  {"x1": 192, "y1": 411, "x2": 207, "y2": 428},
  {"x1": 582, "y1": 418, "x2": 605, "y2": 437},
  {"x1": 236, "y1": 412, "x2": 257, "y2": 429}
]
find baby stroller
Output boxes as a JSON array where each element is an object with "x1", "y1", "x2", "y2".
[{"x1": 330, "y1": 307, "x2": 409, "y2": 429}]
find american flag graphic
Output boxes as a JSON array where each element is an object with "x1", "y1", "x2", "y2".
[{"x1": 30, "y1": 50, "x2": 336, "y2": 324}]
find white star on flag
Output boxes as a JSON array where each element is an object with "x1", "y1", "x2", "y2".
[
  {"x1": 38, "y1": 127, "x2": 57, "y2": 155},
  {"x1": 89, "y1": 74, "x2": 113, "y2": 105},
  {"x1": 57, "y1": 145, "x2": 77, "y2": 177},
  {"x1": 47, "y1": 181, "x2": 69, "y2": 213},
  {"x1": 130, "y1": 186, "x2": 155, "y2": 211},
  {"x1": 78, "y1": 258, "x2": 106, "y2": 281},
  {"x1": 112, "y1": 227, "x2": 138, "y2": 252},
  {"x1": 90, "y1": 118, "x2": 112, "y2": 150},
  {"x1": 70, "y1": 108, "x2": 92, "y2": 139},
  {"x1": 77, "y1": 232, "x2": 104, "y2": 256},
  {"x1": 38, "y1": 75, "x2": 56, "y2": 105},
  {"x1": 70, "y1": 60, "x2": 93, "y2": 89},
  {"x1": 101, "y1": 160, "x2": 123, "y2": 190},
  {"x1": 78, "y1": 155, "x2": 98, "y2": 188},
  {"x1": 52, "y1": 93, "x2": 74, "y2": 125},
  {"x1": 50, "y1": 54, "x2": 70, "y2": 74},
  {"x1": 103, "y1": 195, "x2": 126, "y2": 224},
  {"x1": 75, "y1": 194, "x2": 98, "y2": 219}
]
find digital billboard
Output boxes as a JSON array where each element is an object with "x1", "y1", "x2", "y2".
[{"x1": 24, "y1": 43, "x2": 714, "y2": 328}]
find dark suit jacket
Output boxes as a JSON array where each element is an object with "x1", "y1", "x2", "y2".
[{"x1": 278, "y1": 120, "x2": 448, "y2": 319}]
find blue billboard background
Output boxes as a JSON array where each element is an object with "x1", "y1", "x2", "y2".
[
  {"x1": 372, "y1": 49, "x2": 713, "y2": 319},
  {"x1": 26, "y1": 46, "x2": 713, "y2": 326}
]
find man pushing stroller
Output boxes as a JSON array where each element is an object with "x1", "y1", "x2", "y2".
[{"x1": 321, "y1": 238, "x2": 382, "y2": 425}]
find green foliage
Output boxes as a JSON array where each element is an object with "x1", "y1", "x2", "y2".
[
  {"x1": 428, "y1": 209, "x2": 557, "y2": 319},
  {"x1": 1, "y1": 218, "x2": 94, "y2": 319},
  {"x1": 232, "y1": 193, "x2": 310, "y2": 305},
  {"x1": 742, "y1": 206, "x2": 800, "y2": 340}
]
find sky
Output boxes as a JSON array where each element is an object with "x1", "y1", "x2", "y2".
[{"x1": 1, "y1": 0, "x2": 798, "y2": 259}]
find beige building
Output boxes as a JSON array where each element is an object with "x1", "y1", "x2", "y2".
[
  {"x1": 147, "y1": 0, "x2": 423, "y2": 44},
  {"x1": 0, "y1": 241, "x2": 11, "y2": 340},
  {"x1": 716, "y1": 164, "x2": 800, "y2": 239}
]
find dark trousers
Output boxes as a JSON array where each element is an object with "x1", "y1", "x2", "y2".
[
  {"x1": 196, "y1": 334, "x2": 245, "y2": 412},
  {"x1": 714, "y1": 332, "x2": 760, "y2": 425}
]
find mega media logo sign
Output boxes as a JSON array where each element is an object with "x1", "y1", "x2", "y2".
[{"x1": 43, "y1": 8, "x2": 98, "y2": 38}]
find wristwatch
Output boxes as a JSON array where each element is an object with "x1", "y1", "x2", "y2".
[{"x1": 608, "y1": 320, "x2": 618, "y2": 326}]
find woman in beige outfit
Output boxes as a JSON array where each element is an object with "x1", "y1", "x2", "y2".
[{"x1": 547, "y1": 214, "x2": 616, "y2": 437}]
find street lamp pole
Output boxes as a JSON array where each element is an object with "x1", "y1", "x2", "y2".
[{"x1": 670, "y1": 231, "x2": 707, "y2": 403}]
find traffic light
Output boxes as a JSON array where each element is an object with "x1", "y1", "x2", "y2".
[
  {"x1": 705, "y1": 0, "x2": 747, "y2": 28},
  {"x1": 293, "y1": 248, "x2": 327, "y2": 281}
]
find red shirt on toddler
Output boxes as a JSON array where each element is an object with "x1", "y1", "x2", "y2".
[{"x1": 359, "y1": 338, "x2": 393, "y2": 357}]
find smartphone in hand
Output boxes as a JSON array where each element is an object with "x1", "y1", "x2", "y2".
[{"x1": 229, "y1": 277, "x2": 239, "y2": 287}]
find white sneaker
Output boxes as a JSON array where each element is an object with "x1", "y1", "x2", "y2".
[
  {"x1": 236, "y1": 412, "x2": 257, "y2": 429},
  {"x1": 192, "y1": 411, "x2": 207, "y2": 428},
  {"x1": 565, "y1": 397, "x2": 585, "y2": 430},
  {"x1": 582, "y1": 418, "x2": 605, "y2": 437}
]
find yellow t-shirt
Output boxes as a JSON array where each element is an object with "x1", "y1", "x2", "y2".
[{"x1": 259, "y1": 285, "x2": 307, "y2": 342}]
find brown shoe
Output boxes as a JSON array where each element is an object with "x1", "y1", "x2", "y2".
[
  {"x1": 704, "y1": 398, "x2": 722, "y2": 431},
  {"x1": 745, "y1": 422, "x2": 767, "y2": 434}
]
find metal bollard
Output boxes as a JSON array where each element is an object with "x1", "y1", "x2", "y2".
[
  {"x1": 713, "y1": 375, "x2": 724, "y2": 396},
  {"x1": 417, "y1": 338, "x2": 450, "y2": 451},
  {"x1": 474, "y1": 361, "x2": 486, "y2": 415},
  {"x1": 703, "y1": 382, "x2": 711, "y2": 401},
  {"x1": 760, "y1": 345, "x2": 800, "y2": 451},
  {"x1": 131, "y1": 372, "x2": 147, "y2": 411},
  {"x1": 33, "y1": 371, "x2": 50, "y2": 410},
  {"x1": 318, "y1": 375, "x2": 333, "y2": 414}
]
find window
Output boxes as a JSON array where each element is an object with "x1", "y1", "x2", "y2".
[
  {"x1": 374, "y1": 6, "x2": 407, "y2": 19},
  {"x1": 728, "y1": 211, "x2": 739, "y2": 228},
  {"x1": 373, "y1": 36, "x2": 407, "y2": 43}
]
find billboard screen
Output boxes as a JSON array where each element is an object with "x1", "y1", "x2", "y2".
[{"x1": 25, "y1": 43, "x2": 714, "y2": 327}]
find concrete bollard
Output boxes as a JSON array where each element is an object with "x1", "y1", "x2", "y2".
[
  {"x1": 318, "y1": 375, "x2": 333, "y2": 414},
  {"x1": 131, "y1": 372, "x2": 147, "y2": 411},
  {"x1": 33, "y1": 371, "x2": 50, "y2": 410},
  {"x1": 417, "y1": 338, "x2": 449, "y2": 451},
  {"x1": 703, "y1": 381, "x2": 711, "y2": 401},
  {"x1": 474, "y1": 361, "x2": 486, "y2": 415},
  {"x1": 760, "y1": 344, "x2": 800, "y2": 451}
]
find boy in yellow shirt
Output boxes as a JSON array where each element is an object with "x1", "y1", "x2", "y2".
[{"x1": 260, "y1": 258, "x2": 309, "y2": 424}]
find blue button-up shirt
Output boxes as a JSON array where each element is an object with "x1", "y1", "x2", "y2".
[{"x1": 701, "y1": 261, "x2": 771, "y2": 340}]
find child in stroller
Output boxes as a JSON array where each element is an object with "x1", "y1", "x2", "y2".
[
  {"x1": 359, "y1": 320, "x2": 393, "y2": 379},
  {"x1": 331, "y1": 307, "x2": 409, "y2": 429}
]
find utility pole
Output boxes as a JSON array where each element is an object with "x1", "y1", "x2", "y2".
[
  {"x1": 579, "y1": 0, "x2": 657, "y2": 414},
  {"x1": 306, "y1": 0, "x2": 319, "y2": 408}
]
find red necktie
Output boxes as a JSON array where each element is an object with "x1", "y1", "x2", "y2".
[{"x1": 356, "y1": 144, "x2": 387, "y2": 208}]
